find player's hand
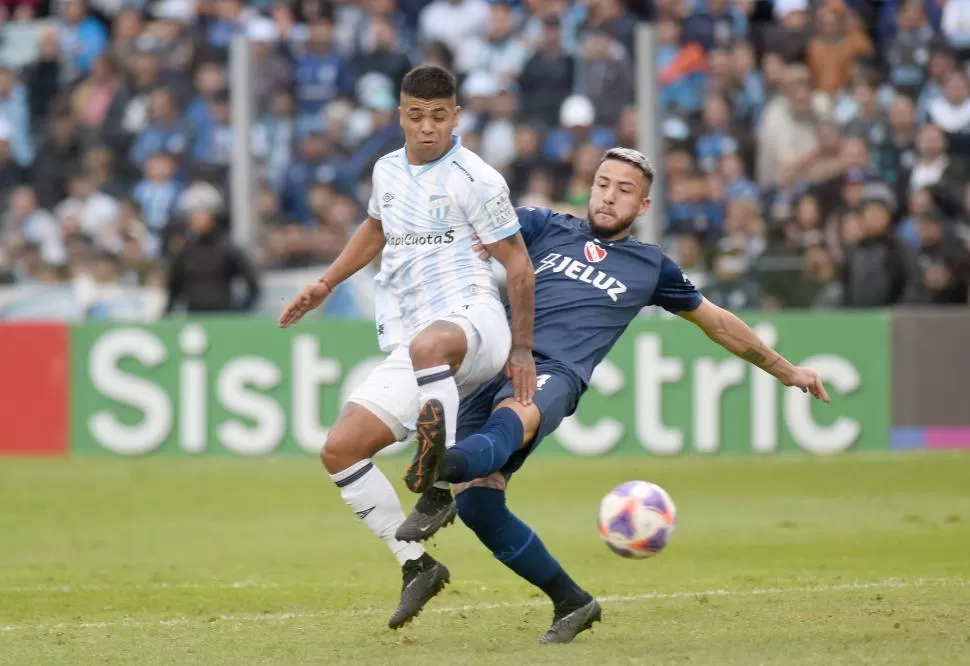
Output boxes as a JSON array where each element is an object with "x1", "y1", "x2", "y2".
[
  {"x1": 278, "y1": 281, "x2": 330, "y2": 328},
  {"x1": 472, "y1": 234, "x2": 492, "y2": 261},
  {"x1": 505, "y1": 345, "x2": 536, "y2": 406},
  {"x1": 783, "y1": 366, "x2": 830, "y2": 403}
]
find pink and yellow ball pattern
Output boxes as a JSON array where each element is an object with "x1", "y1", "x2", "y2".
[{"x1": 597, "y1": 480, "x2": 677, "y2": 559}]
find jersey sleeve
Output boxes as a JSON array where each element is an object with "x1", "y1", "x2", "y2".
[
  {"x1": 649, "y1": 254, "x2": 703, "y2": 313},
  {"x1": 462, "y1": 177, "x2": 520, "y2": 245},
  {"x1": 366, "y1": 173, "x2": 381, "y2": 220},
  {"x1": 516, "y1": 206, "x2": 555, "y2": 247}
]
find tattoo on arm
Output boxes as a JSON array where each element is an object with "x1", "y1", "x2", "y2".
[
  {"x1": 741, "y1": 347, "x2": 780, "y2": 369},
  {"x1": 741, "y1": 348, "x2": 766, "y2": 365}
]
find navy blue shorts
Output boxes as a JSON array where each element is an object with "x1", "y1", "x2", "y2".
[{"x1": 457, "y1": 359, "x2": 584, "y2": 478}]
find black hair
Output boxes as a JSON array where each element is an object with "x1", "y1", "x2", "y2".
[{"x1": 401, "y1": 65, "x2": 457, "y2": 101}]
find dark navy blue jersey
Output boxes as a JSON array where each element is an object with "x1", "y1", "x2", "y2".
[{"x1": 511, "y1": 206, "x2": 702, "y2": 388}]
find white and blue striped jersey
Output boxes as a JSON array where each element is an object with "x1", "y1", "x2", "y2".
[{"x1": 368, "y1": 135, "x2": 520, "y2": 350}]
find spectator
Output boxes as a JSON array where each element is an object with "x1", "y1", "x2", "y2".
[
  {"x1": 32, "y1": 107, "x2": 84, "y2": 211},
  {"x1": 542, "y1": 95, "x2": 616, "y2": 165},
  {"x1": 152, "y1": 0, "x2": 197, "y2": 73},
  {"x1": 842, "y1": 182, "x2": 924, "y2": 306},
  {"x1": 24, "y1": 27, "x2": 62, "y2": 136},
  {"x1": 130, "y1": 88, "x2": 190, "y2": 168},
  {"x1": 670, "y1": 232, "x2": 711, "y2": 291},
  {"x1": 282, "y1": 131, "x2": 340, "y2": 219},
  {"x1": 575, "y1": 27, "x2": 634, "y2": 127},
  {"x1": 731, "y1": 41, "x2": 765, "y2": 126},
  {"x1": 762, "y1": 0, "x2": 811, "y2": 63},
  {"x1": 908, "y1": 123, "x2": 967, "y2": 211},
  {"x1": 58, "y1": 0, "x2": 109, "y2": 83},
  {"x1": 294, "y1": 16, "x2": 354, "y2": 121},
  {"x1": 0, "y1": 0, "x2": 36, "y2": 21},
  {"x1": 886, "y1": 0, "x2": 936, "y2": 99},
  {"x1": 916, "y1": 38, "x2": 958, "y2": 122},
  {"x1": 0, "y1": 66, "x2": 34, "y2": 168},
  {"x1": 132, "y1": 151, "x2": 182, "y2": 239},
  {"x1": 3, "y1": 185, "x2": 63, "y2": 267},
  {"x1": 518, "y1": 16, "x2": 574, "y2": 128},
  {"x1": 775, "y1": 244, "x2": 843, "y2": 308},
  {"x1": 941, "y1": 0, "x2": 970, "y2": 58},
  {"x1": 355, "y1": 15, "x2": 414, "y2": 92},
  {"x1": 560, "y1": 142, "x2": 601, "y2": 213},
  {"x1": 756, "y1": 65, "x2": 818, "y2": 189},
  {"x1": 254, "y1": 88, "x2": 297, "y2": 195},
  {"x1": 418, "y1": 0, "x2": 490, "y2": 57},
  {"x1": 456, "y1": 2, "x2": 530, "y2": 82},
  {"x1": 165, "y1": 201, "x2": 261, "y2": 313},
  {"x1": 54, "y1": 171, "x2": 119, "y2": 240},
  {"x1": 875, "y1": 94, "x2": 919, "y2": 197},
  {"x1": 682, "y1": 0, "x2": 747, "y2": 53},
  {"x1": 103, "y1": 39, "x2": 186, "y2": 166},
  {"x1": 206, "y1": 0, "x2": 249, "y2": 56},
  {"x1": 915, "y1": 207, "x2": 970, "y2": 304},
  {"x1": 249, "y1": 18, "x2": 294, "y2": 115},
  {"x1": 0, "y1": 123, "x2": 25, "y2": 213},
  {"x1": 71, "y1": 54, "x2": 122, "y2": 132},
  {"x1": 185, "y1": 60, "x2": 228, "y2": 137},
  {"x1": 695, "y1": 93, "x2": 743, "y2": 175},
  {"x1": 110, "y1": 8, "x2": 145, "y2": 66},
  {"x1": 190, "y1": 89, "x2": 234, "y2": 175},
  {"x1": 479, "y1": 84, "x2": 519, "y2": 171},
  {"x1": 578, "y1": 0, "x2": 637, "y2": 56},
  {"x1": 806, "y1": 0, "x2": 874, "y2": 96},
  {"x1": 116, "y1": 226, "x2": 157, "y2": 287},
  {"x1": 926, "y1": 70, "x2": 970, "y2": 155},
  {"x1": 837, "y1": 75, "x2": 887, "y2": 144}
]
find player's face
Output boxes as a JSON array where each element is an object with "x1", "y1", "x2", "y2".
[
  {"x1": 399, "y1": 94, "x2": 460, "y2": 164},
  {"x1": 588, "y1": 159, "x2": 651, "y2": 240}
]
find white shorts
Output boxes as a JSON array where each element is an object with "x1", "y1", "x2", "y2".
[{"x1": 347, "y1": 301, "x2": 511, "y2": 440}]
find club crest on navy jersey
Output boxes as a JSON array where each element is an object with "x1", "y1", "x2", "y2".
[{"x1": 584, "y1": 241, "x2": 607, "y2": 263}]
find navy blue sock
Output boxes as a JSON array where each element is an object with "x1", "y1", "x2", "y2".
[
  {"x1": 441, "y1": 408, "x2": 524, "y2": 483},
  {"x1": 455, "y1": 487, "x2": 588, "y2": 609}
]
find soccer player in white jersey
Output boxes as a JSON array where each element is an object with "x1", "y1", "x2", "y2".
[{"x1": 278, "y1": 66, "x2": 537, "y2": 629}]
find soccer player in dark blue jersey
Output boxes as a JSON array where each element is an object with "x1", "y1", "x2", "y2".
[{"x1": 396, "y1": 147, "x2": 830, "y2": 643}]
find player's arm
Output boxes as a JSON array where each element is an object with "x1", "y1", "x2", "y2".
[
  {"x1": 278, "y1": 216, "x2": 385, "y2": 327},
  {"x1": 465, "y1": 181, "x2": 537, "y2": 405},
  {"x1": 486, "y1": 231, "x2": 537, "y2": 406},
  {"x1": 679, "y1": 298, "x2": 828, "y2": 402},
  {"x1": 651, "y1": 254, "x2": 829, "y2": 402}
]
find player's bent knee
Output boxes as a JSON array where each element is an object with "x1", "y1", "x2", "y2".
[
  {"x1": 320, "y1": 404, "x2": 397, "y2": 474},
  {"x1": 495, "y1": 398, "x2": 541, "y2": 447},
  {"x1": 453, "y1": 472, "x2": 508, "y2": 496},
  {"x1": 409, "y1": 321, "x2": 467, "y2": 370}
]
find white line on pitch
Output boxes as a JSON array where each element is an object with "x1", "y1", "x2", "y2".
[
  {"x1": 0, "y1": 578, "x2": 963, "y2": 634},
  {"x1": 0, "y1": 579, "x2": 510, "y2": 594}
]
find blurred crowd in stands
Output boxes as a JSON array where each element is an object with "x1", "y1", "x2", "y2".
[{"x1": 0, "y1": 0, "x2": 967, "y2": 313}]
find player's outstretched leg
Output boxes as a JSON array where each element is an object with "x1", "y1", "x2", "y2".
[
  {"x1": 398, "y1": 406, "x2": 524, "y2": 541},
  {"x1": 405, "y1": 322, "x2": 465, "y2": 493},
  {"x1": 323, "y1": 404, "x2": 450, "y2": 628},
  {"x1": 455, "y1": 482, "x2": 601, "y2": 644}
]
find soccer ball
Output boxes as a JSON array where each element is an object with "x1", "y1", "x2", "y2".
[{"x1": 597, "y1": 481, "x2": 677, "y2": 559}]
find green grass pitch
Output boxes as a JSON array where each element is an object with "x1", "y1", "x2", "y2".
[{"x1": 2, "y1": 452, "x2": 969, "y2": 665}]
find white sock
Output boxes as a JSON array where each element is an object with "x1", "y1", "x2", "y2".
[
  {"x1": 415, "y1": 364, "x2": 459, "y2": 449},
  {"x1": 329, "y1": 459, "x2": 425, "y2": 566}
]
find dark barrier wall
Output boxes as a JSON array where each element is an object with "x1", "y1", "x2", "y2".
[{"x1": 891, "y1": 309, "x2": 970, "y2": 451}]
